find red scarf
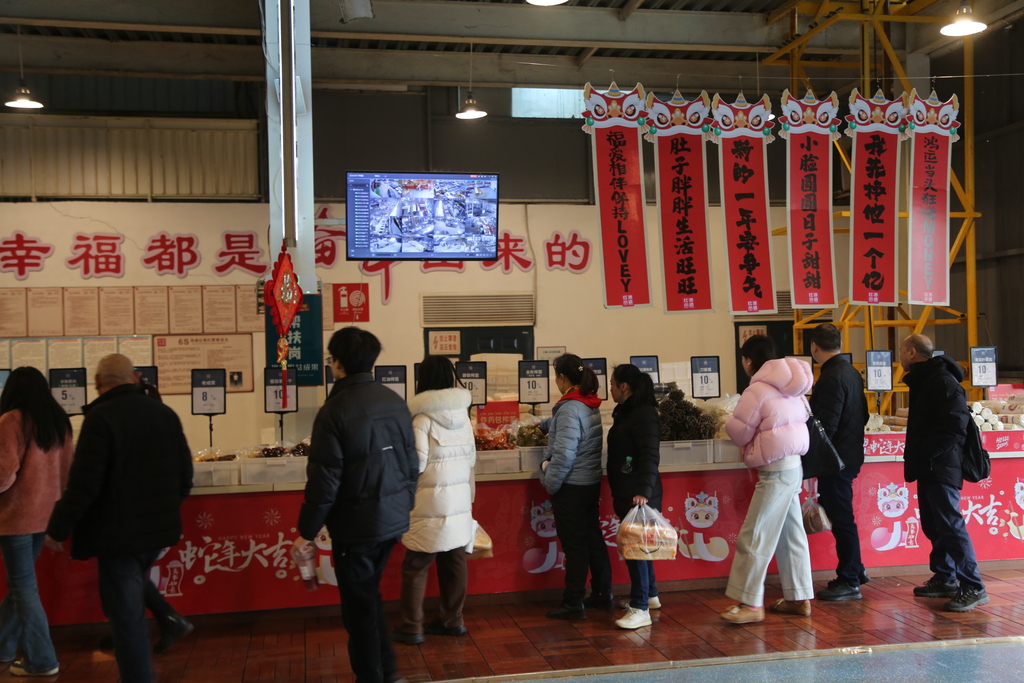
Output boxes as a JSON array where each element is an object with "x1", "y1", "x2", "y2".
[{"x1": 557, "y1": 388, "x2": 602, "y2": 409}]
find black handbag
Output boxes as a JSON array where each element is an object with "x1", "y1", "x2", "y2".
[{"x1": 801, "y1": 398, "x2": 845, "y2": 480}]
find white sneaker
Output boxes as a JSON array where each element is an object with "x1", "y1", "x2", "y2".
[
  {"x1": 615, "y1": 606, "x2": 652, "y2": 630},
  {"x1": 617, "y1": 596, "x2": 661, "y2": 610}
]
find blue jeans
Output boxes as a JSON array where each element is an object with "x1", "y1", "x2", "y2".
[
  {"x1": 97, "y1": 551, "x2": 160, "y2": 683},
  {"x1": 626, "y1": 560, "x2": 657, "y2": 609},
  {"x1": 917, "y1": 478, "x2": 985, "y2": 591},
  {"x1": 0, "y1": 533, "x2": 58, "y2": 672}
]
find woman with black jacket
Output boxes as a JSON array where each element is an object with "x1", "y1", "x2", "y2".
[{"x1": 606, "y1": 364, "x2": 663, "y2": 630}]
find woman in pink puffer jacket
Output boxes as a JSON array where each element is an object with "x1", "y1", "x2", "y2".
[{"x1": 720, "y1": 335, "x2": 814, "y2": 625}]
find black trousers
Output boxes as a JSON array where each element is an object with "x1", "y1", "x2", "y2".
[
  {"x1": 97, "y1": 550, "x2": 161, "y2": 683},
  {"x1": 551, "y1": 482, "x2": 612, "y2": 605},
  {"x1": 332, "y1": 537, "x2": 399, "y2": 683},
  {"x1": 817, "y1": 465, "x2": 865, "y2": 585},
  {"x1": 917, "y1": 478, "x2": 985, "y2": 590}
]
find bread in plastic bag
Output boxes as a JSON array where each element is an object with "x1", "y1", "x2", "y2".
[
  {"x1": 802, "y1": 496, "x2": 832, "y2": 535},
  {"x1": 465, "y1": 520, "x2": 493, "y2": 559},
  {"x1": 616, "y1": 504, "x2": 678, "y2": 560}
]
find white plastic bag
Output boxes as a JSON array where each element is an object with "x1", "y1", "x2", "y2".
[
  {"x1": 802, "y1": 496, "x2": 832, "y2": 535},
  {"x1": 616, "y1": 504, "x2": 678, "y2": 560}
]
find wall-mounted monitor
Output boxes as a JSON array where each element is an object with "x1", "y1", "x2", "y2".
[{"x1": 346, "y1": 171, "x2": 499, "y2": 261}]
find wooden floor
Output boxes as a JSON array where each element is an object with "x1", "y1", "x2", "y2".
[{"x1": 16, "y1": 569, "x2": 1024, "y2": 682}]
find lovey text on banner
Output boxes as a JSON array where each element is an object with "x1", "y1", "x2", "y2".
[
  {"x1": 583, "y1": 82, "x2": 652, "y2": 309},
  {"x1": 846, "y1": 89, "x2": 906, "y2": 306},
  {"x1": 779, "y1": 90, "x2": 840, "y2": 309},
  {"x1": 905, "y1": 90, "x2": 959, "y2": 306},
  {"x1": 711, "y1": 93, "x2": 777, "y2": 315},
  {"x1": 645, "y1": 91, "x2": 715, "y2": 313}
]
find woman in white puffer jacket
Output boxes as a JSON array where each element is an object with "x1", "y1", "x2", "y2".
[{"x1": 392, "y1": 356, "x2": 476, "y2": 646}]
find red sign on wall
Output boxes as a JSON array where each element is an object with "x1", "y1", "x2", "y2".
[
  {"x1": 846, "y1": 89, "x2": 906, "y2": 306},
  {"x1": 332, "y1": 283, "x2": 369, "y2": 322},
  {"x1": 646, "y1": 91, "x2": 714, "y2": 312},
  {"x1": 582, "y1": 82, "x2": 652, "y2": 309}
]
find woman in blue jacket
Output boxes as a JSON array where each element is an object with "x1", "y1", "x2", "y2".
[{"x1": 540, "y1": 353, "x2": 611, "y2": 619}]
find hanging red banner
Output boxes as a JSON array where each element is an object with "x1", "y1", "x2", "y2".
[
  {"x1": 846, "y1": 89, "x2": 907, "y2": 306},
  {"x1": 711, "y1": 93, "x2": 777, "y2": 314},
  {"x1": 645, "y1": 91, "x2": 715, "y2": 313},
  {"x1": 905, "y1": 90, "x2": 959, "y2": 306},
  {"x1": 583, "y1": 82, "x2": 652, "y2": 308},
  {"x1": 779, "y1": 90, "x2": 840, "y2": 309}
]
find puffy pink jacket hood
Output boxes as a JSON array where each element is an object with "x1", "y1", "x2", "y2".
[{"x1": 726, "y1": 358, "x2": 813, "y2": 469}]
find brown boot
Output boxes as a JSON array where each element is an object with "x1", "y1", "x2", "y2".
[{"x1": 769, "y1": 598, "x2": 811, "y2": 616}]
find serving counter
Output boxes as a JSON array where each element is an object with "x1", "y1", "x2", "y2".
[{"x1": 17, "y1": 433, "x2": 1024, "y2": 626}]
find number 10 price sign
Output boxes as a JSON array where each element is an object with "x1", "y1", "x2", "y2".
[
  {"x1": 519, "y1": 360, "x2": 550, "y2": 405},
  {"x1": 456, "y1": 362, "x2": 487, "y2": 407},
  {"x1": 865, "y1": 350, "x2": 893, "y2": 392},
  {"x1": 690, "y1": 356, "x2": 721, "y2": 399},
  {"x1": 970, "y1": 347, "x2": 997, "y2": 388}
]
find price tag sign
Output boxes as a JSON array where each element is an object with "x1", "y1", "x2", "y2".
[
  {"x1": 191, "y1": 369, "x2": 226, "y2": 415},
  {"x1": 839, "y1": 353, "x2": 853, "y2": 364},
  {"x1": 690, "y1": 356, "x2": 721, "y2": 399},
  {"x1": 933, "y1": 349, "x2": 946, "y2": 357},
  {"x1": 0, "y1": 369, "x2": 10, "y2": 391},
  {"x1": 630, "y1": 356, "x2": 660, "y2": 383},
  {"x1": 264, "y1": 367, "x2": 298, "y2": 414},
  {"x1": 49, "y1": 368, "x2": 87, "y2": 416},
  {"x1": 970, "y1": 346, "x2": 998, "y2": 388},
  {"x1": 456, "y1": 361, "x2": 488, "y2": 406},
  {"x1": 518, "y1": 360, "x2": 550, "y2": 405},
  {"x1": 135, "y1": 366, "x2": 159, "y2": 389},
  {"x1": 865, "y1": 350, "x2": 893, "y2": 392},
  {"x1": 375, "y1": 365, "x2": 407, "y2": 400},
  {"x1": 583, "y1": 358, "x2": 608, "y2": 401}
]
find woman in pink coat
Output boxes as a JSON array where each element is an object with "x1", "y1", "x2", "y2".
[{"x1": 720, "y1": 336, "x2": 814, "y2": 624}]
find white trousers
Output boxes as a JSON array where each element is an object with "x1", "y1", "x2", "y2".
[{"x1": 725, "y1": 466, "x2": 814, "y2": 606}]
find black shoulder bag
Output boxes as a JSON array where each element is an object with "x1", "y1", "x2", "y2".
[{"x1": 800, "y1": 397, "x2": 845, "y2": 480}]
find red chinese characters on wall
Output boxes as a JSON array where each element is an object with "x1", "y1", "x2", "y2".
[
  {"x1": 846, "y1": 89, "x2": 906, "y2": 306},
  {"x1": 65, "y1": 232, "x2": 126, "y2": 279},
  {"x1": 359, "y1": 260, "x2": 398, "y2": 305},
  {"x1": 711, "y1": 93, "x2": 777, "y2": 314},
  {"x1": 905, "y1": 90, "x2": 959, "y2": 306},
  {"x1": 779, "y1": 90, "x2": 840, "y2": 308},
  {"x1": 420, "y1": 261, "x2": 465, "y2": 273},
  {"x1": 213, "y1": 231, "x2": 269, "y2": 276},
  {"x1": 481, "y1": 232, "x2": 534, "y2": 275},
  {"x1": 645, "y1": 90, "x2": 714, "y2": 312},
  {"x1": 543, "y1": 231, "x2": 592, "y2": 273},
  {"x1": 141, "y1": 232, "x2": 201, "y2": 278},
  {"x1": 582, "y1": 82, "x2": 652, "y2": 309},
  {"x1": 0, "y1": 231, "x2": 55, "y2": 280},
  {"x1": 314, "y1": 205, "x2": 347, "y2": 268}
]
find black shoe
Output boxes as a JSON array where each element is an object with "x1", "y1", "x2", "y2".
[
  {"x1": 546, "y1": 603, "x2": 585, "y2": 620},
  {"x1": 817, "y1": 579, "x2": 862, "y2": 601},
  {"x1": 582, "y1": 593, "x2": 614, "y2": 610},
  {"x1": 944, "y1": 587, "x2": 990, "y2": 612},
  {"x1": 153, "y1": 616, "x2": 194, "y2": 654},
  {"x1": 913, "y1": 578, "x2": 960, "y2": 598},
  {"x1": 390, "y1": 629, "x2": 424, "y2": 645},
  {"x1": 422, "y1": 620, "x2": 468, "y2": 637},
  {"x1": 858, "y1": 571, "x2": 871, "y2": 586}
]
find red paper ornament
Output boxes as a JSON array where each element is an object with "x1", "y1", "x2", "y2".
[{"x1": 264, "y1": 240, "x2": 304, "y2": 408}]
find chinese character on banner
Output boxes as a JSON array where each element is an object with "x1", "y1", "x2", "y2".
[
  {"x1": 544, "y1": 231, "x2": 592, "y2": 273},
  {"x1": 905, "y1": 90, "x2": 959, "y2": 307},
  {"x1": 0, "y1": 231, "x2": 55, "y2": 280},
  {"x1": 582, "y1": 82, "x2": 653, "y2": 309},
  {"x1": 420, "y1": 261, "x2": 465, "y2": 273},
  {"x1": 65, "y1": 232, "x2": 125, "y2": 279},
  {"x1": 481, "y1": 232, "x2": 535, "y2": 274},
  {"x1": 710, "y1": 93, "x2": 777, "y2": 314},
  {"x1": 778, "y1": 90, "x2": 840, "y2": 309},
  {"x1": 141, "y1": 232, "x2": 201, "y2": 278},
  {"x1": 213, "y1": 231, "x2": 269, "y2": 276},
  {"x1": 846, "y1": 89, "x2": 907, "y2": 306},
  {"x1": 314, "y1": 205, "x2": 347, "y2": 268},
  {"x1": 644, "y1": 90, "x2": 715, "y2": 312},
  {"x1": 360, "y1": 260, "x2": 398, "y2": 305}
]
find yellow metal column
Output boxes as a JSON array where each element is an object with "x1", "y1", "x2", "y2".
[{"x1": 964, "y1": 35, "x2": 979, "y2": 350}]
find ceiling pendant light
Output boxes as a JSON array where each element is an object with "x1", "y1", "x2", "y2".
[
  {"x1": 526, "y1": 0, "x2": 570, "y2": 5},
  {"x1": 456, "y1": 43, "x2": 487, "y2": 120},
  {"x1": 940, "y1": 0, "x2": 987, "y2": 37},
  {"x1": 5, "y1": 27, "x2": 44, "y2": 109}
]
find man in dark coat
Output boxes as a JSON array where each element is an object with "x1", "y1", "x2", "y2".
[
  {"x1": 901, "y1": 333, "x2": 988, "y2": 612},
  {"x1": 46, "y1": 354, "x2": 193, "y2": 683},
  {"x1": 293, "y1": 327, "x2": 418, "y2": 683},
  {"x1": 809, "y1": 324, "x2": 869, "y2": 601}
]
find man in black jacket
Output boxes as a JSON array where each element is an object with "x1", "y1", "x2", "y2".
[
  {"x1": 46, "y1": 354, "x2": 192, "y2": 683},
  {"x1": 809, "y1": 324, "x2": 870, "y2": 601},
  {"x1": 901, "y1": 333, "x2": 988, "y2": 612},
  {"x1": 293, "y1": 328, "x2": 417, "y2": 683}
]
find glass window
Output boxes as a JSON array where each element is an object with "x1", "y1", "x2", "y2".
[{"x1": 511, "y1": 88, "x2": 584, "y2": 119}]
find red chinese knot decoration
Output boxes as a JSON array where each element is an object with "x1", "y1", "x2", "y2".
[{"x1": 263, "y1": 240, "x2": 304, "y2": 408}]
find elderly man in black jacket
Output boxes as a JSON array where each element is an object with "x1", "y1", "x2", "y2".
[
  {"x1": 809, "y1": 324, "x2": 870, "y2": 601},
  {"x1": 901, "y1": 333, "x2": 988, "y2": 612},
  {"x1": 294, "y1": 327, "x2": 418, "y2": 683},
  {"x1": 46, "y1": 354, "x2": 192, "y2": 683}
]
